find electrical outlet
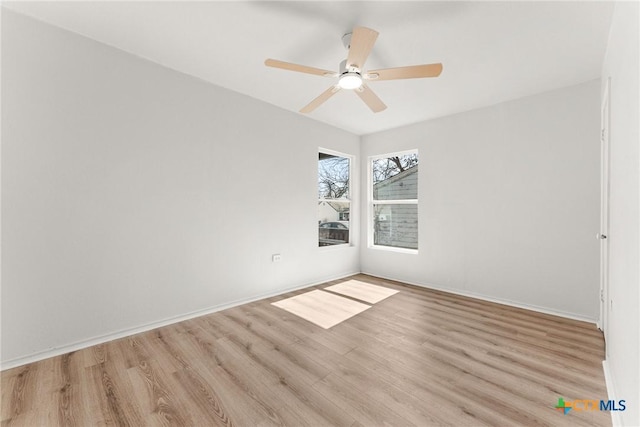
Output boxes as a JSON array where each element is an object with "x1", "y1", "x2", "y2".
[{"x1": 272, "y1": 254, "x2": 282, "y2": 262}]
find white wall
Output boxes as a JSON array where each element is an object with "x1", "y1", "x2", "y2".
[
  {"x1": 601, "y1": 2, "x2": 640, "y2": 425},
  {"x1": 1, "y1": 10, "x2": 360, "y2": 366},
  {"x1": 361, "y1": 80, "x2": 601, "y2": 321}
]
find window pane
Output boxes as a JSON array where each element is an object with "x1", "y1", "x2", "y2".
[
  {"x1": 373, "y1": 204, "x2": 418, "y2": 249},
  {"x1": 372, "y1": 154, "x2": 418, "y2": 200},
  {"x1": 319, "y1": 151, "x2": 350, "y2": 247},
  {"x1": 319, "y1": 201, "x2": 350, "y2": 246},
  {"x1": 319, "y1": 153, "x2": 350, "y2": 200}
]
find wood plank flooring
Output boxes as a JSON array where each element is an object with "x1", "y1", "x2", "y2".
[{"x1": 1, "y1": 274, "x2": 609, "y2": 426}]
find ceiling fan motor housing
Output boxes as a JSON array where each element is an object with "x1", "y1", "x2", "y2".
[
  {"x1": 341, "y1": 32, "x2": 352, "y2": 50},
  {"x1": 339, "y1": 59, "x2": 359, "y2": 75}
]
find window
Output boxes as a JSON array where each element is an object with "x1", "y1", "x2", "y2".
[
  {"x1": 318, "y1": 150, "x2": 351, "y2": 247},
  {"x1": 369, "y1": 151, "x2": 418, "y2": 251}
]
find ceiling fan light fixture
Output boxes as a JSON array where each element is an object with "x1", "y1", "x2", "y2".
[{"x1": 338, "y1": 72, "x2": 363, "y2": 90}]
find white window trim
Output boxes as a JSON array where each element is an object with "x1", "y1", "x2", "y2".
[
  {"x1": 367, "y1": 149, "x2": 419, "y2": 253},
  {"x1": 368, "y1": 244, "x2": 419, "y2": 255},
  {"x1": 318, "y1": 147, "x2": 355, "y2": 249}
]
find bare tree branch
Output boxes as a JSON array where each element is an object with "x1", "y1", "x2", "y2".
[
  {"x1": 372, "y1": 153, "x2": 418, "y2": 184},
  {"x1": 318, "y1": 156, "x2": 349, "y2": 199}
]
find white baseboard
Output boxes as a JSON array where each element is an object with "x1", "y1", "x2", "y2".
[
  {"x1": 362, "y1": 272, "x2": 598, "y2": 324},
  {"x1": 602, "y1": 360, "x2": 623, "y2": 427},
  {"x1": 0, "y1": 271, "x2": 359, "y2": 371}
]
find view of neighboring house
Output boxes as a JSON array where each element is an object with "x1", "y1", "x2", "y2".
[
  {"x1": 373, "y1": 164, "x2": 418, "y2": 249},
  {"x1": 317, "y1": 201, "x2": 349, "y2": 224},
  {"x1": 318, "y1": 201, "x2": 349, "y2": 246}
]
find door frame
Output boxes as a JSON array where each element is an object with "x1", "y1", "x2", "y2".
[{"x1": 599, "y1": 77, "x2": 611, "y2": 358}]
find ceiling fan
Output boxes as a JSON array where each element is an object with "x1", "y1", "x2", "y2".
[{"x1": 265, "y1": 26, "x2": 443, "y2": 114}]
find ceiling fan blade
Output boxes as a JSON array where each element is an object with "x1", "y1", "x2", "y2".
[
  {"x1": 355, "y1": 84, "x2": 387, "y2": 113},
  {"x1": 367, "y1": 63, "x2": 443, "y2": 81},
  {"x1": 346, "y1": 27, "x2": 379, "y2": 69},
  {"x1": 300, "y1": 86, "x2": 340, "y2": 113},
  {"x1": 265, "y1": 59, "x2": 336, "y2": 77}
]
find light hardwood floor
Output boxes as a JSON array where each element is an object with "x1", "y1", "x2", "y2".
[{"x1": 1, "y1": 274, "x2": 609, "y2": 426}]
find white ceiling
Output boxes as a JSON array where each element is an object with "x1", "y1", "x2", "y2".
[{"x1": 4, "y1": 1, "x2": 615, "y2": 135}]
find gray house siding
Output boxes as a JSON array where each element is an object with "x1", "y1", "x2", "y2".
[{"x1": 373, "y1": 165, "x2": 418, "y2": 250}]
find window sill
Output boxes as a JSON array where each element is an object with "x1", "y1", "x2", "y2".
[
  {"x1": 319, "y1": 243, "x2": 353, "y2": 251},
  {"x1": 368, "y1": 245, "x2": 418, "y2": 255}
]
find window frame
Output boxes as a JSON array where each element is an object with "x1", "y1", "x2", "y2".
[
  {"x1": 367, "y1": 149, "x2": 419, "y2": 254},
  {"x1": 318, "y1": 148, "x2": 354, "y2": 249}
]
